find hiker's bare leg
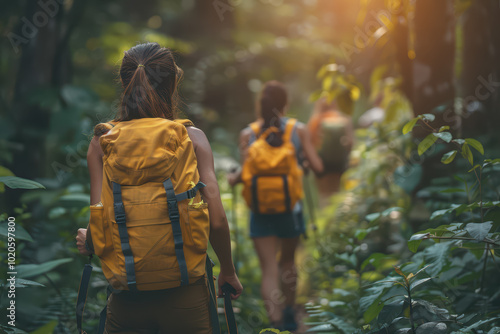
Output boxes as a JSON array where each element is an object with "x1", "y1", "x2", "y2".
[
  {"x1": 253, "y1": 236, "x2": 282, "y2": 324},
  {"x1": 279, "y1": 237, "x2": 300, "y2": 307}
]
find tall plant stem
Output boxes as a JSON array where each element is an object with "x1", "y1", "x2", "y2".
[
  {"x1": 480, "y1": 244, "x2": 489, "y2": 293},
  {"x1": 407, "y1": 287, "x2": 416, "y2": 334}
]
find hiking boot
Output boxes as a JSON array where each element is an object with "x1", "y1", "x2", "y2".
[{"x1": 283, "y1": 306, "x2": 298, "y2": 331}]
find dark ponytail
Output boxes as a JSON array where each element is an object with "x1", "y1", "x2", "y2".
[
  {"x1": 257, "y1": 81, "x2": 288, "y2": 146},
  {"x1": 258, "y1": 81, "x2": 288, "y2": 129},
  {"x1": 116, "y1": 42, "x2": 182, "y2": 121}
]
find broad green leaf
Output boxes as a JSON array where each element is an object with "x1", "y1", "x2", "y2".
[
  {"x1": 414, "y1": 264, "x2": 431, "y2": 278},
  {"x1": 378, "y1": 302, "x2": 403, "y2": 325},
  {"x1": 433, "y1": 132, "x2": 452, "y2": 143},
  {"x1": 421, "y1": 113, "x2": 435, "y2": 122},
  {"x1": 364, "y1": 298, "x2": 384, "y2": 323},
  {"x1": 453, "y1": 139, "x2": 465, "y2": 145},
  {"x1": 0, "y1": 176, "x2": 45, "y2": 190},
  {"x1": 418, "y1": 134, "x2": 438, "y2": 156},
  {"x1": 15, "y1": 278, "x2": 45, "y2": 288},
  {"x1": 441, "y1": 150, "x2": 457, "y2": 164},
  {"x1": 0, "y1": 222, "x2": 33, "y2": 242},
  {"x1": 465, "y1": 138, "x2": 484, "y2": 155},
  {"x1": 17, "y1": 258, "x2": 72, "y2": 278},
  {"x1": 464, "y1": 221, "x2": 493, "y2": 242},
  {"x1": 408, "y1": 233, "x2": 428, "y2": 252},
  {"x1": 430, "y1": 209, "x2": 450, "y2": 220},
  {"x1": 408, "y1": 239, "x2": 422, "y2": 253},
  {"x1": 461, "y1": 143, "x2": 473, "y2": 165},
  {"x1": 439, "y1": 126, "x2": 450, "y2": 132},
  {"x1": 402, "y1": 117, "x2": 419, "y2": 135},
  {"x1": 409, "y1": 277, "x2": 432, "y2": 291}
]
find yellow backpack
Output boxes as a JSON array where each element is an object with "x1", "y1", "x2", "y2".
[
  {"x1": 241, "y1": 118, "x2": 303, "y2": 214},
  {"x1": 87, "y1": 117, "x2": 209, "y2": 291}
]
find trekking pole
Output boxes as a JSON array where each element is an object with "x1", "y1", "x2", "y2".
[{"x1": 303, "y1": 171, "x2": 318, "y2": 240}]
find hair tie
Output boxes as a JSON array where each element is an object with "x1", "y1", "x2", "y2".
[{"x1": 138, "y1": 64, "x2": 145, "y2": 68}]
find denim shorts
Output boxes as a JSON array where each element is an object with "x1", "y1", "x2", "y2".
[{"x1": 250, "y1": 202, "x2": 306, "y2": 239}]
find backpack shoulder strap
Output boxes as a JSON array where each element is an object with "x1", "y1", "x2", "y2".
[
  {"x1": 174, "y1": 118, "x2": 195, "y2": 127},
  {"x1": 248, "y1": 122, "x2": 261, "y2": 145},
  {"x1": 282, "y1": 118, "x2": 298, "y2": 143}
]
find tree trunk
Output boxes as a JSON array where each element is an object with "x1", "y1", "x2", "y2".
[{"x1": 413, "y1": 0, "x2": 455, "y2": 123}]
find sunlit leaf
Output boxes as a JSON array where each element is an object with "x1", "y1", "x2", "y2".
[
  {"x1": 402, "y1": 117, "x2": 419, "y2": 135},
  {"x1": 439, "y1": 126, "x2": 450, "y2": 132},
  {"x1": 441, "y1": 150, "x2": 457, "y2": 164},
  {"x1": 461, "y1": 143, "x2": 473, "y2": 165},
  {"x1": 418, "y1": 133, "x2": 437, "y2": 156},
  {"x1": 421, "y1": 113, "x2": 435, "y2": 122},
  {"x1": 465, "y1": 138, "x2": 484, "y2": 155},
  {"x1": 433, "y1": 132, "x2": 452, "y2": 143}
]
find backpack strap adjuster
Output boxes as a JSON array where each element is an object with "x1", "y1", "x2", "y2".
[{"x1": 175, "y1": 181, "x2": 206, "y2": 202}]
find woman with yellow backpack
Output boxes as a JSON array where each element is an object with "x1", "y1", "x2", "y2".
[
  {"x1": 75, "y1": 42, "x2": 242, "y2": 334},
  {"x1": 228, "y1": 81, "x2": 323, "y2": 331}
]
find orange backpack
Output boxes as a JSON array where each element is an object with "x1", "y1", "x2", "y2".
[
  {"x1": 241, "y1": 118, "x2": 303, "y2": 214},
  {"x1": 87, "y1": 118, "x2": 209, "y2": 291}
]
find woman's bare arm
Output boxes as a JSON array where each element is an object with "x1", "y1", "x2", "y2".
[
  {"x1": 87, "y1": 136, "x2": 104, "y2": 205},
  {"x1": 228, "y1": 128, "x2": 252, "y2": 186},
  {"x1": 296, "y1": 122, "x2": 324, "y2": 175},
  {"x1": 76, "y1": 136, "x2": 104, "y2": 255},
  {"x1": 187, "y1": 127, "x2": 243, "y2": 299}
]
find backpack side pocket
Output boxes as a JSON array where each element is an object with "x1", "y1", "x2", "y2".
[
  {"x1": 187, "y1": 202, "x2": 210, "y2": 253},
  {"x1": 88, "y1": 205, "x2": 108, "y2": 257}
]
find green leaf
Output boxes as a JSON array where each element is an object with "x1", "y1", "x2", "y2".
[
  {"x1": 0, "y1": 221, "x2": 34, "y2": 242},
  {"x1": 365, "y1": 212, "x2": 381, "y2": 223},
  {"x1": 17, "y1": 258, "x2": 72, "y2": 278},
  {"x1": 410, "y1": 277, "x2": 432, "y2": 291},
  {"x1": 408, "y1": 234, "x2": 429, "y2": 252},
  {"x1": 453, "y1": 139, "x2": 465, "y2": 145},
  {"x1": 430, "y1": 209, "x2": 450, "y2": 220},
  {"x1": 29, "y1": 321, "x2": 58, "y2": 334},
  {"x1": 15, "y1": 278, "x2": 45, "y2": 288},
  {"x1": 0, "y1": 176, "x2": 45, "y2": 190},
  {"x1": 465, "y1": 138, "x2": 484, "y2": 155},
  {"x1": 418, "y1": 134, "x2": 438, "y2": 156},
  {"x1": 433, "y1": 132, "x2": 452, "y2": 143},
  {"x1": 364, "y1": 298, "x2": 384, "y2": 323},
  {"x1": 402, "y1": 117, "x2": 419, "y2": 135},
  {"x1": 462, "y1": 143, "x2": 473, "y2": 165},
  {"x1": 441, "y1": 150, "x2": 457, "y2": 164},
  {"x1": 464, "y1": 221, "x2": 493, "y2": 242},
  {"x1": 438, "y1": 126, "x2": 450, "y2": 132},
  {"x1": 421, "y1": 113, "x2": 436, "y2": 122}
]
